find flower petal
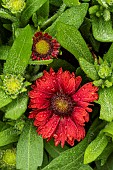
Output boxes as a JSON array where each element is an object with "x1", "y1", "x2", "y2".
[
  {"x1": 37, "y1": 114, "x2": 60, "y2": 139},
  {"x1": 28, "y1": 93, "x2": 50, "y2": 109},
  {"x1": 73, "y1": 82, "x2": 98, "y2": 102},
  {"x1": 34, "y1": 110, "x2": 52, "y2": 126},
  {"x1": 72, "y1": 107, "x2": 89, "y2": 126}
]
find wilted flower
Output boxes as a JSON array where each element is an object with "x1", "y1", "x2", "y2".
[
  {"x1": 28, "y1": 68, "x2": 98, "y2": 147},
  {"x1": 31, "y1": 32, "x2": 60, "y2": 60}
]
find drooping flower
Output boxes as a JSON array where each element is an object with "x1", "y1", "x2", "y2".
[
  {"x1": 28, "y1": 68, "x2": 98, "y2": 147},
  {"x1": 31, "y1": 32, "x2": 60, "y2": 60}
]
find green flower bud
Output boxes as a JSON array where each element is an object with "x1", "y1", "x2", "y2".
[
  {"x1": 2, "y1": 0, "x2": 26, "y2": 14},
  {"x1": 1, "y1": 74, "x2": 31, "y2": 99},
  {"x1": 98, "y1": 61, "x2": 112, "y2": 79},
  {"x1": 0, "y1": 149, "x2": 16, "y2": 169}
]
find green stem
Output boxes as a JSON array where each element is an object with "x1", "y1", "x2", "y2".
[{"x1": 40, "y1": 3, "x2": 66, "y2": 29}]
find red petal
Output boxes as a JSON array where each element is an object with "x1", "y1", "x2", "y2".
[
  {"x1": 72, "y1": 107, "x2": 89, "y2": 126},
  {"x1": 54, "y1": 118, "x2": 67, "y2": 147},
  {"x1": 28, "y1": 110, "x2": 38, "y2": 119},
  {"x1": 34, "y1": 110, "x2": 52, "y2": 126},
  {"x1": 35, "y1": 70, "x2": 58, "y2": 94},
  {"x1": 37, "y1": 114, "x2": 60, "y2": 139},
  {"x1": 28, "y1": 94, "x2": 50, "y2": 109},
  {"x1": 73, "y1": 82, "x2": 98, "y2": 102}
]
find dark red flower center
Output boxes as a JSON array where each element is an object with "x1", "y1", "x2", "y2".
[
  {"x1": 35, "y1": 40, "x2": 50, "y2": 55},
  {"x1": 51, "y1": 93, "x2": 74, "y2": 116}
]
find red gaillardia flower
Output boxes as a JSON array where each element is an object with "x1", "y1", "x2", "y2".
[
  {"x1": 31, "y1": 32, "x2": 60, "y2": 60},
  {"x1": 28, "y1": 68, "x2": 98, "y2": 147}
]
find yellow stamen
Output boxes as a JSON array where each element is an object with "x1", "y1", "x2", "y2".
[{"x1": 35, "y1": 40, "x2": 50, "y2": 55}]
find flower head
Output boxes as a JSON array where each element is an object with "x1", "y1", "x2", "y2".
[
  {"x1": 31, "y1": 32, "x2": 60, "y2": 60},
  {"x1": 28, "y1": 68, "x2": 98, "y2": 147},
  {"x1": 0, "y1": 149, "x2": 16, "y2": 169},
  {"x1": 1, "y1": 74, "x2": 30, "y2": 99},
  {"x1": 2, "y1": 0, "x2": 26, "y2": 14}
]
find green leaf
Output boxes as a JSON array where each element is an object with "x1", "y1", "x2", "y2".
[
  {"x1": 0, "y1": 89, "x2": 12, "y2": 108},
  {"x1": 16, "y1": 121, "x2": 43, "y2": 170},
  {"x1": 84, "y1": 132, "x2": 108, "y2": 164},
  {"x1": 0, "y1": 8, "x2": 16, "y2": 21},
  {"x1": 0, "y1": 45, "x2": 10, "y2": 60},
  {"x1": 97, "y1": 142, "x2": 113, "y2": 166},
  {"x1": 96, "y1": 152, "x2": 113, "y2": 170},
  {"x1": 44, "y1": 139, "x2": 69, "y2": 159},
  {"x1": 3, "y1": 25, "x2": 32, "y2": 75},
  {"x1": 97, "y1": 87, "x2": 113, "y2": 122},
  {"x1": 29, "y1": 59, "x2": 53, "y2": 65},
  {"x1": 63, "y1": 0, "x2": 80, "y2": 6},
  {"x1": 79, "y1": 58, "x2": 99, "y2": 80},
  {"x1": 46, "y1": 59, "x2": 76, "y2": 72},
  {"x1": 46, "y1": 3, "x2": 89, "y2": 36},
  {"x1": 0, "y1": 127, "x2": 19, "y2": 147},
  {"x1": 103, "y1": 43, "x2": 113, "y2": 63},
  {"x1": 92, "y1": 16, "x2": 113, "y2": 42},
  {"x1": 5, "y1": 93, "x2": 28, "y2": 120},
  {"x1": 79, "y1": 165, "x2": 93, "y2": 170},
  {"x1": 42, "y1": 137, "x2": 88, "y2": 170},
  {"x1": 103, "y1": 121, "x2": 113, "y2": 136},
  {"x1": 21, "y1": 0, "x2": 47, "y2": 26},
  {"x1": 56, "y1": 22, "x2": 93, "y2": 63}
]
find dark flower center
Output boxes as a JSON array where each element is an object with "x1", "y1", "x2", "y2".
[
  {"x1": 35, "y1": 40, "x2": 50, "y2": 54},
  {"x1": 51, "y1": 93, "x2": 74, "y2": 116}
]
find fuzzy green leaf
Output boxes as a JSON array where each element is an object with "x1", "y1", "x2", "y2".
[
  {"x1": 5, "y1": 93, "x2": 28, "y2": 120},
  {"x1": 84, "y1": 132, "x2": 108, "y2": 164},
  {"x1": 16, "y1": 121, "x2": 43, "y2": 170},
  {"x1": 0, "y1": 8, "x2": 16, "y2": 21},
  {"x1": 0, "y1": 45, "x2": 10, "y2": 60},
  {"x1": 0, "y1": 127, "x2": 19, "y2": 146},
  {"x1": 97, "y1": 87, "x2": 113, "y2": 122},
  {"x1": 29, "y1": 59, "x2": 53, "y2": 65},
  {"x1": 79, "y1": 165, "x2": 93, "y2": 170},
  {"x1": 3, "y1": 25, "x2": 32, "y2": 75},
  {"x1": 0, "y1": 89, "x2": 12, "y2": 108},
  {"x1": 21, "y1": 0, "x2": 47, "y2": 26},
  {"x1": 46, "y1": 3, "x2": 89, "y2": 36},
  {"x1": 63, "y1": 0, "x2": 80, "y2": 6},
  {"x1": 44, "y1": 140, "x2": 69, "y2": 159},
  {"x1": 96, "y1": 152, "x2": 113, "y2": 170},
  {"x1": 56, "y1": 22, "x2": 93, "y2": 63},
  {"x1": 103, "y1": 121, "x2": 113, "y2": 135},
  {"x1": 97, "y1": 142, "x2": 113, "y2": 166},
  {"x1": 42, "y1": 137, "x2": 88, "y2": 170},
  {"x1": 79, "y1": 58, "x2": 99, "y2": 80},
  {"x1": 92, "y1": 16, "x2": 113, "y2": 42},
  {"x1": 47, "y1": 59, "x2": 76, "y2": 72}
]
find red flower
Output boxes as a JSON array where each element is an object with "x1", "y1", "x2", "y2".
[
  {"x1": 31, "y1": 32, "x2": 60, "y2": 60},
  {"x1": 28, "y1": 68, "x2": 98, "y2": 147}
]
